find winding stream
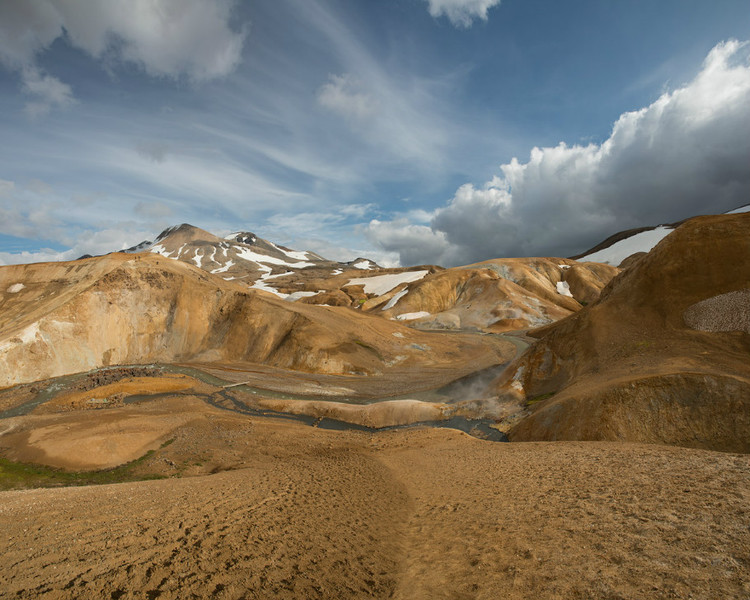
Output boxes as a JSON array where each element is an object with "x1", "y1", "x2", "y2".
[{"x1": 0, "y1": 331, "x2": 531, "y2": 442}]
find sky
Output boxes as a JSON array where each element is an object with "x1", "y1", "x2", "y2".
[{"x1": 0, "y1": 0, "x2": 749, "y2": 267}]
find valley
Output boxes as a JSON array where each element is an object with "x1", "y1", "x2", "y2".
[{"x1": 0, "y1": 213, "x2": 748, "y2": 599}]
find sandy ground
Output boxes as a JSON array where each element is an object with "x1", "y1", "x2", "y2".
[{"x1": 0, "y1": 405, "x2": 749, "y2": 600}]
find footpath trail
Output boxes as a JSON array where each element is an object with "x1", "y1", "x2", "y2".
[
  {"x1": 0, "y1": 421, "x2": 748, "y2": 599},
  {"x1": 0, "y1": 434, "x2": 410, "y2": 599}
]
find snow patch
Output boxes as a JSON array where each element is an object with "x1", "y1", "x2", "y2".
[
  {"x1": 395, "y1": 311, "x2": 431, "y2": 321},
  {"x1": 150, "y1": 244, "x2": 173, "y2": 258},
  {"x1": 581, "y1": 226, "x2": 673, "y2": 266},
  {"x1": 331, "y1": 269, "x2": 343, "y2": 276},
  {"x1": 250, "y1": 279, "x2": 285, "y2": 297},
  {"x1": 6, "y1": 283, "x2": 25, "y2": 293},
  {"x1": 268, "y1": 241, "x2": 311, "y2": 262},
  {"x1": 556, "y1": 281, "x2": 573, "y2": 297},
  {"x1": 347, "y1": 270, "x2": 428, "y2": 296},
  {"x1": 285, "y1": 291, "x2": 321, "y2": 301},
  {"x1": 558, "y1": 264, "x2": 571, "y2": 270},
  {"x1": 191, "y1": 249, "x2": 203, "y2": 268},
  {"x1": 382, "y1": 288, "x2": 408, "y2": 311},
  {"x1": 211, "y1": 260, "x2": 234, "y2": 274},
  {"x1": 726, "y1": 204, "x2": 750, "y2": 214},
  {"x1": 235, "y1": 246, "x2": 314, "y2": 269},
  {"x1": 392, "y1": 332, "x2": 405, "y2": 338},
  {"x1": 264, "y1": 271, "x2": 294, "y2": 280},
  {"x1": 353, "y1": 260, "x2": 372, "y2": 270}
]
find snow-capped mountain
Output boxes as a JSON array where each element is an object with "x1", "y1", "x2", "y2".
[
  {"x1": 126, "y1": 223, "x2": 352, "y2": 299},
  {"x1": 574, "y1": 204, "x2": 750, "y2": 266}
]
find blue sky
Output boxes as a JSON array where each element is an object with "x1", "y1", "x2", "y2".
[{"x1": 0, "y1": 0, "x2": 749, "y2": 266}]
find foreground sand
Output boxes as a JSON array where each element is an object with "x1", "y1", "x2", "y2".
[{"x1": 1, "y1": 409, "x2": 748, "y2": 599}]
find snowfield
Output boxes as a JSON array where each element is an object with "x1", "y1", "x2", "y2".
[
  {"x1": 211, "y1": 260, "x2": 234, "y2": 274},
  {"x1": 268, "y1": 241, "x2": 311, "y2": 262},
  {"x1": 395, "y1": 311, "x2": 431, "y2": 321},
  {"x1": 581, "y1": 226, "x2": 673, "y2": 266},
  {"x1": 235, "y1": 247, "x2": 314, "y2": 269},
  {"x1": 346, "y1": 271, "x2": 429, "y2": 296}
]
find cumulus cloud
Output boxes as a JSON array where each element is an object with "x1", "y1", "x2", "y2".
[
  {"x1": 366, "y1": 219, "x2": 449, "y2": 266},
  {"x1": 366, "y1": 40, "x2": 750, "y2": 266},
  {"x1": 21, "y1": 67, "x2": 76, "y2": 117},
  {"x1": 317, "y1": 74, "x2": 379, "y2": 122},
  {"x1": 424, "y1": 0, "x2": 502, "y2": 27},
  {"x1": 0, "y1": 0, "x2": 246, "y2": 113}
]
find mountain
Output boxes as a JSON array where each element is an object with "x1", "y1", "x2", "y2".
[
  {"x1": 121, "y1": 223, "x2": 620, "y2": 333},
  {"x1": 496, "y1": 212, "x2": 750, "y2": 452},
  {"x1": 126, "y1": 223, "x2": 342, "y2": 296},
  {"x1": 572, "y1": 203, "x2": 750, "y2": 267},
  {"x1": 0, "y1": 251, "x2": 510, "y2": 388},
  {"x1": 372, "y1": 258, "x2": 617, "y2": 332}
]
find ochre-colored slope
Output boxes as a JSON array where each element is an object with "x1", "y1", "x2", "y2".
[
  {"x1": 0, "y1": 252, "x2": 510, "y2": 387},
  {"x1": 501, "y1": 213, "x2": 750, "y2": 452},
  {"x1": 375, "y1": 257, "x2": 618, "y2": 332}
]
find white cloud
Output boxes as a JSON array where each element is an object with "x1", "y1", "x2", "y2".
[
  {"x1": 298, "y1": 1, "x2": 455, "y2": 169},
  {"x1": 318, "y1": 74, "x2": 379, "y2": 121},
  {"x1": 365, "y1": 219, "x2": 450, "y2": 266},
  {"x1": 0, "y1": 179, "x2": 15, "y2": 197},
  {"x1": 425, "y1": 0, "x2": 502, "y2": 27},
  {"x1": 291, "y1": 236, "x2": 400, "y2": 268},
  {"x1": 367, "y1": 40, "x2": 750, "y2": 266},
  {"x1": 0, "y1": 0, "x2": 246, "y2": 112},
  {"x1": 0, "y1": 226, "x2": 154, "y2": 266},
  {"x1": 0, "y1": 179, "x2": 66, "y2": 241},
  {"x1": 21, "y1": 67, "x2": 76, "y2": 117},
  {"x1": 134, "y1": 201, "x2": 173, "y2": 219},
  {"x1": 135, "y1": 141, "x2": 170, "y2": 163}
]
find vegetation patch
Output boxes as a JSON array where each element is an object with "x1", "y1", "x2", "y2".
[{"x1": 0, "y1": 440, "x2": 175, "y2": 491}]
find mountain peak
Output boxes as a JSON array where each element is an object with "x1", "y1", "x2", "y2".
[{"x1": 154, "y1": 223, "x2": 219, "y2": 244}]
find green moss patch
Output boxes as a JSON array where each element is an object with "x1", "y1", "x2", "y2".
[{"x1": 0, "y1": 439, "x2": 175, "y2": 491}]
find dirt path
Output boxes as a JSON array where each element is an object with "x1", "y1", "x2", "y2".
[
  {"x1": 0, "y1": 441, "x2": 410, "y2": 599},
  {"x1": 380, "y1": 436, "x2": 750, "y2": 599},
  {"x1": 0, "y1": 421, "x2": 748, "y2": 599}
]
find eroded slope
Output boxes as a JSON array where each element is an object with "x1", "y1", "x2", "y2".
[
  {"x1": 0, "y1": 252, "x2": 510, "y2": 387},
  {"x1": 500, "y1": 213, "x2": 750, "y2": 452}
]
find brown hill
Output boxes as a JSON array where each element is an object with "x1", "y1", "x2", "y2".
[
  {"x1": 373, "y1": 258, "x2": 618, "y2": 332},
  {"x1": 0, "y1": 252, "x2": 511, "y2": 388},
  {"x1": 116, "y1": 223, "x2": 623, "y2": 334},
  {"x1": 498, "y1": 213, "x2": 750, "y2": 452}
]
